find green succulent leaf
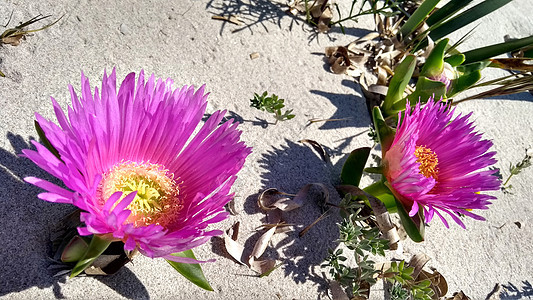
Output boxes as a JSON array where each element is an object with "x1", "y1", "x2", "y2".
[
  {"x1": 61, "y1": 236, "x2": 89, "y2": 263},
  {"x1": 429, "y1": 0, "x2": 513, "y2": 42},
  {"x1": 425, "y1": 0, "x2": 474, "y2": 27},
  {"x1": 395, "y1": 198, "x2": 425, "y2": 242},
  {"x1": 167, "y1": 250, "x2": 214, "y2": 291},
  {"x1": 456, "y1": 61, "x2": 491, "y2": 74},
  {"x1": 448, "y1": 70, "x2": 482, "y2": 97},
  {"x1": 372, "y1": 107, "x2": 395, "y2": 153},
  {"x1": 341, "y1": 147, "x2": 371, "y2": 187},
  {"x1": 444, "y1": 54, "x2": 465, "y2": 67},
  {"x1": 363, "y1": 180, "x2": 397, "y2": 212},
  {"x1": 406, "y1": 76, "x2": 447, "y2": 104},
  {"x1": 398, "y1": 0, "x2": 440, "y2": 38},
  {"x1": 463, "y1": 34, "x2": 533, "y2": 64},
  {"x1": 383, "y1": 55, "x2": 416, "y2": 116},
  {"x1": 70, "y1": 235, "x2": 112, "y2": 278},
  {"x1": 420, "y1": 39, "x2": 449, "y2": 78}
]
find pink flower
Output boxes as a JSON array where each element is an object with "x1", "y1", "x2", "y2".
[
  {"x1": 23, "y1": 69, "x2": 251, "y2": 262},
  {"x1": 383, "y1": 98, "x2": 500, "y2": 228}
]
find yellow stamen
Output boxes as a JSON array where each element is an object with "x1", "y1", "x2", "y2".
[
  {"x1": 98, "y1": 161, "x2": 183, "y2": 227},
  {"x1": 414, "y1": 145, "x2": 439, "y2": 179}
]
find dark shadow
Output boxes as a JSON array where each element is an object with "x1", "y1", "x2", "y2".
[
  {"x1": 206, "y1": 0, "x2": 302, "y2": 35},
  {"x1": 96, "y1": 268, "x2": 150, "y2": 300},
  {"x1": 311, "y1": 79, "x2": 370, "y2": 130},
  {"x1": 498, "y1": 281, "x2": 533, "y2": 299},
  {"x1": 309, "y1": 79, "x2": 372, "y2": 155},
  {"x1": 0, "y1": 133, "x2": 148, "y2": 299},
  {"x1": 249, "y1": 139, "x2": 341, "y2": 294}
]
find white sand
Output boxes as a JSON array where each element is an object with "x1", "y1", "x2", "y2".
[{"x1": 0, "y1": 0, "x2": 532, "y2": 299}]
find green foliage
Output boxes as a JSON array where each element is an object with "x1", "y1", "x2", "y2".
[
  {"x1": 322, "y1": 195, "x2": 389, "y2": 298},
  {"x1": 167, "y1": 250, "x2": 214, "y2": 291},
  {"x1": 250, "y1": 92, "x2": 295, "y2": 124},
  {"x1": 502, "y1": 148, "x2": 532, "y2": 192},
  {"x1": 341, "y1": 147, "x2": 371, "y2": 187},
  {"x1": 386, "y1": 261, "x2": 434, "y2": 300}
]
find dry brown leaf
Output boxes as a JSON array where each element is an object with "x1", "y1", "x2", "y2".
[
  {"x1": 300, "y1": 139, "x2": 329, "y2": 163},
  {"x1": 445, "y1": 291, "x2": 471, "y2": 300},
  {"x1": 408, "y1": 253, "x2": 430, "y2": 279},
  {"x1": 419, "y1": 269, "x2": 448, "y2": 298},
  {"x1": 223, "y1": 222, "x2": 246, "y2": 265},
  {"x1": 2, "y1": 34, "x2": 23, "y2": 46},
  {"x1": 249, "y1": 257, "x2": 277, "y2": 274},
  {"x1": 211, "y1": 15, "x2": 242, "y2": 26},
  {"x1": 329, "y1": 280, "x2": 349, "y2": 300},
  {"x1": 490, "y1": 58, "x2": 533, "y2": 71},
  {"x1": 257, "y1": 188, "x2": 294, "y2": 211},
  {"x1": 250, "y1": 226, "x2": 277, "y2": 260}
]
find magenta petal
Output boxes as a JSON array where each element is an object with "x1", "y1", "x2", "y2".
[
  {"x1": 384, "y1": 97, "x2": 500, "y2": 228},
  {"x1": 23, "y1": 69, "x2": 251, "y2": 261}
]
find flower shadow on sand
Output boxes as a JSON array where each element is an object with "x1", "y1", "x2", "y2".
[
  {"x1": 242, "y1": 139, "x2": 343, "y2": 297},
  {"x1": 0, "y1": 133, "x2": 148, "y2": 300}
]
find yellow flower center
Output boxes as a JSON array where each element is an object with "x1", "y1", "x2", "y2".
[
  {"x1": 414, "y1": 145, "x2": 439, "y2": 179},
  {"x1": 98, "y1": 161, "x2": 183, "y2": 228}
]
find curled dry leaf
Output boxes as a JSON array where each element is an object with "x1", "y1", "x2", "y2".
[
  {"x1": 445, "y1": 291, "x2": 471, "y2": 300},
  {"x1": 418, "y1": 268, "x2": 448, "y2": 298},
  {"x1": 223, "y1": 222, "x2": 246, "y2": 265},
  {"x1": 249, "y1": 226, "x2": 278, "y2": 275},
  {"x1": 300, "y1": 139, "x2": 330, "y2": 163},
  {"x1": 257, "y1": 188, "x2": 292, "y2": 211},
  {"x1": 250, "y1": 226, "x2": 277, "y2": 260},
  {"x1": 249, "y1": 258, "x2": 277, "y2": 275},
  {"x1": 408, "y1": 252, "x2": 430, "y2": 279}
]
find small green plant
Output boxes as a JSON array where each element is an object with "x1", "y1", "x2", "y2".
[
  {"x1": 250, "y1": 91, "x2": 295, "y2": 124},
  {"x1": 322, "y1": 195, "x2": 389, "y2": 298},
  {"x1": 502, "y1": 148, "x2": 532, "y2": 193},
  {"x1": 386, "y1": 261, "x2": 434, "y2": 300}
]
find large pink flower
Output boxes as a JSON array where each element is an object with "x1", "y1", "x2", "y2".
[
  {"x1": 383, "y1": 98, "x2": 500, "y2": 228},
  {"x1": 23, "y1": 69, "x2": 251, "y2": 262}
]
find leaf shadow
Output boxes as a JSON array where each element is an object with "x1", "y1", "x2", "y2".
[
  {"x1": 244, "y1": 139, "x2": 342, "y2": 295},
  {"x1": 206, "y1": 0, "x2": 302, "y2": 35},
  {"x1": 497, "y1": 280, "x2": 533, "y2": 299}
]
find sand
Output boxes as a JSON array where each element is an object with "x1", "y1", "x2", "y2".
[{"x1": 0, "y1": 0, "x2": 532, "y2": 299}]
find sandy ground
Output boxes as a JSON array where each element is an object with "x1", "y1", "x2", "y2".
[{"x1": 0, "y1": 0, "x2": 532, "y2": 299}]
